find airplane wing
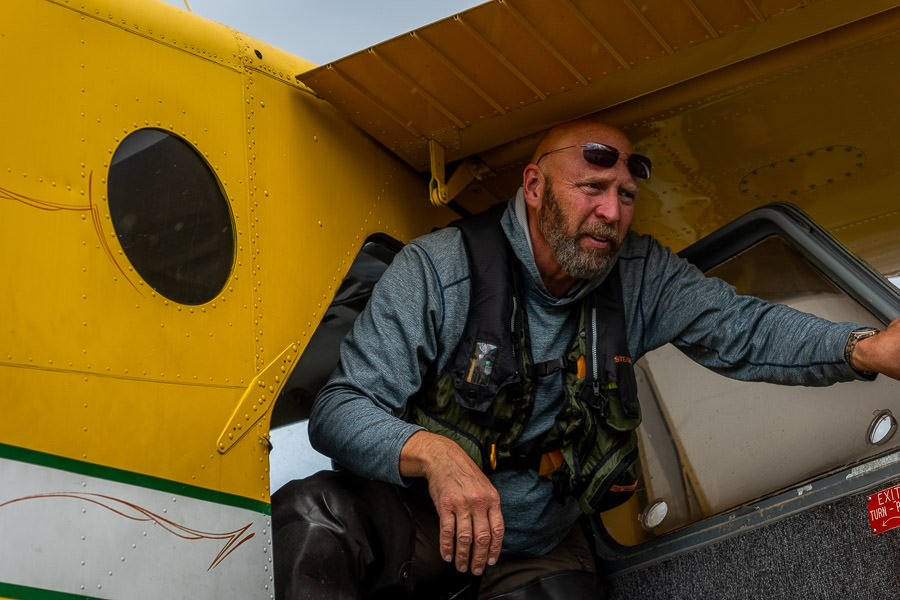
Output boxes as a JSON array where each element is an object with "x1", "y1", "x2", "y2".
[{"x1": 296, "y1": 0, "x2": 897, "y2": 175}]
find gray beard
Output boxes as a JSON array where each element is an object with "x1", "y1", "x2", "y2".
[{"x1": 538, "y1": 185, "x2": 620, "y2": 280}]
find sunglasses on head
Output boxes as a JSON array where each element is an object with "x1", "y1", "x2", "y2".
[{"x1": 536, "y1": 142, "x2": 652, "y2": 180}]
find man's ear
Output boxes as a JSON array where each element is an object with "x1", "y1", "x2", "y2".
[{"x1": 522, "y1": 164, "x2": 544, "y2": 210}]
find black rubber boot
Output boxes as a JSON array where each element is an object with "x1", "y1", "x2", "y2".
[
  {"x1": 272, "y1": 470, "x2": 416, "y2": 600},
  {"x1": 482, "y1": 569, "x2": 607, "y2": 600}
]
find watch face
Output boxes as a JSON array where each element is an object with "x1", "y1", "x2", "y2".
[{"x1": 851, "y1": 328, "x2": 877, "y2": 342}]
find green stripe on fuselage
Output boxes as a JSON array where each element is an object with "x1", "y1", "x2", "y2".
[{"x1": 0, "y1": 443, "x2": 270, "y2": 515}]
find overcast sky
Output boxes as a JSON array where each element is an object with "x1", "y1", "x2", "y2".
[{"x1": 158, "y1": 0, "x2": 484, "y2": 64}]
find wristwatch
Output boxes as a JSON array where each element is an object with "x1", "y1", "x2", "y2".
[{"x1": 844, "y1": 327, "x2": 879, "y2": 373}]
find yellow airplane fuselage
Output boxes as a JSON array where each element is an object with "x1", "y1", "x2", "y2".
[
  {"x1": 1, "y1": 1, "x2": 453, "y2": 596},
  {"x1": 3, "y1": 0, "x2": 900, "y2": 597}
]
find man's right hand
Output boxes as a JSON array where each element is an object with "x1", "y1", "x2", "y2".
[{"x1": 399, "y1": 430, "x2": 504, "y2": 576}]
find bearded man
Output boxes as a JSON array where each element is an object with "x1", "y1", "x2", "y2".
[{"x1": 273, "y1": 119, "x2": 900, "y2": 600}]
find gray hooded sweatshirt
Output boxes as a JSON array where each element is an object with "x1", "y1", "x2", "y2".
[{"x1": 309, "y1": 192, "x2": 865, "y2": 556}]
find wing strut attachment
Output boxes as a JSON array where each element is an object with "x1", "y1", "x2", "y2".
[
  {"x1": 428, "y1": 139, "x2": 493, "y2": 206},
  {"x1": 217, "y1": 342, "x2": 300, "y2": 453}
]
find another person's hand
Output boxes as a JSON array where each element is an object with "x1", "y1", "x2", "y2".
[{"x1": 400, "y1": 430, "x2": 504, "y2": 575}]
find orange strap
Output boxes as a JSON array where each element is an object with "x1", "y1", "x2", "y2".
[
  {"x1": 538, "y1": 449, "x2": 565, "y2": 479},
  {"x1": 610, "y1": 481, "x2": 638, "y2": 493},
  {"x1": 576, "y1": 355, "x2": 586, "y2": 378}
]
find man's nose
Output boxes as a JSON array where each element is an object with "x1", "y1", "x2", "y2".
[{"x1": 591, "y1": 187, "x2": 621, "y2": 223}]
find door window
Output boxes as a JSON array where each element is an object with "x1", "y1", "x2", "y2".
[{"x1": 604, "y1": 204, "x2": 900, "y2": 545}]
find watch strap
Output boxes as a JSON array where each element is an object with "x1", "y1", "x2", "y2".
[{"x1": 844, "y1": 327, "x2": 879, "y2": 375}]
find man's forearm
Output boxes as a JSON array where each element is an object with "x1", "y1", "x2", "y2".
[{"x1": 309, "y1": 388, "x2": 422, "y2": 484}]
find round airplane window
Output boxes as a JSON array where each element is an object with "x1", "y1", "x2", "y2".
[{"x1": 108, "y1": 129, "x2": 234, "y2": 305}]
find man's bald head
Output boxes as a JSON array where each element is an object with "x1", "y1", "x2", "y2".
[{"x1": 531, "y1": 120, "x2": 635, "y2": 166}]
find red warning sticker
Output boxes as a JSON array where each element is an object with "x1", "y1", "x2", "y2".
[{"x1": 867, "y1": 483, "x2": 900, "y2": 535}]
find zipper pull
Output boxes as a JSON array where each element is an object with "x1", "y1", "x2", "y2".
[{"x1": 592, "y1": 381, "x2": 609, "y2": 418}]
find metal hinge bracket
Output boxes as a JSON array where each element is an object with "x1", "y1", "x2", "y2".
[
  {"x1": 217, "y1": 342, "x2": 300, "y2": 453},
  {"x1": 428, "y1": 139, "x2": 493, "y2": 206}
]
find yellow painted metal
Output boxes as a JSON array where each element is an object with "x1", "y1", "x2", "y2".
[
  {"x1": 428, "y1": 139, "x2": 496, "y2": 206},
  {"x1": 2, "y1": 0, "x2": 254, "y2": 499},
  {"x1": 298, "y1": 0, "x2": 900, "y2": 172},
  {"x1": 615, "y1": 7, "x2": 900, "y2": 274},
  {"x1": 0, "y1": 0, "x2": 454, "y2": 506},
  {"x1": 242, "y1": 59, "x2": 447, "y2": 410},
  {"x1": 300, "y1": 0, "x2": 900, "y2": 280},
  {"x1": 217, "y1": 342, "x2": 300, "y2": 453},
  {"x1": 429, "y1": 139, "x2": 449, "y2": 206}
]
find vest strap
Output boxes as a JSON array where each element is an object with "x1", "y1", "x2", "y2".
[
  {"x1": 492, "y1": 447, "x2": 566, "y2": 480},
  {"x1": 531, "y1": 357, "x2": 567, "y2": 377}
]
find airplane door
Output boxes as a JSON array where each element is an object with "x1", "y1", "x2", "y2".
[{"x1": 598, "y1": 203, "x2": 900, "y2": 599}]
